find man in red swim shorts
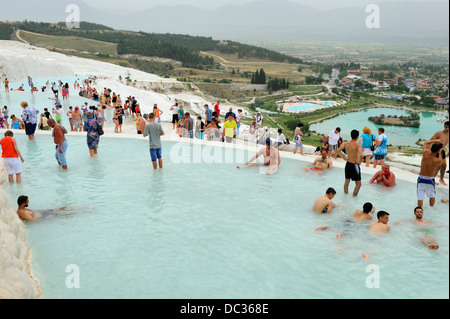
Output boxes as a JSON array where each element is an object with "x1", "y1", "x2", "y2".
[
  {"x1": 4, "y1": 78, "x2": 9, "y2": 93},
  {"x1": 303, "y1": 148, "x2": 333, "y2": 174}
]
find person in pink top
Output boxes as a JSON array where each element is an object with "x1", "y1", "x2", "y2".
[{"x1": 1, "y1": 130, "x2": 25, "y2": 183}]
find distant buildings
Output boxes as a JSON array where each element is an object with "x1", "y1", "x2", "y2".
[{"x1": 405, "y1": 79, "x2": 415, "y2": 88}]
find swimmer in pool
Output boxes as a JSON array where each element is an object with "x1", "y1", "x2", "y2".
[
  {"x1": 17, "y1": 195, "x2": 70, "y2": 222},
  {"x1": 353, "y1": 202, "x2": 376, "y2": 221},
  {"x1": 312, "y1": 187, "x2": 336, "y2": 214},
  {"x1": 316, "y1": 202, "x2": 375, "y2": 239},
  {"x1": 237, "y1": 138, "x2": 280, "y2": 175},
  {"x1": 395, "y1": 207, "x2": 446, "y2": 250},
  {"x1": 369, "y1": 211, "x2": 391, "y2": 233},
  {"x1": 303, "y1": 148, "x2": 332, "y2": 174}
]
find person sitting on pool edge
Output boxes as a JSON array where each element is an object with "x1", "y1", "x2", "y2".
[
  {"x1": 312, "y1": 187, "x2": 337, "y2": 214},
  {"x1": 237, "y1": 138, "x2": 280, "y2": 175},
  {"x1": 303, "y1": 148, "x2": 333, "y2": 174},
  {"x1": 17, "y1": 195, "x2": 69, "y2": 222}
]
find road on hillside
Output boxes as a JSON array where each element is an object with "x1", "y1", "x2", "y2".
[
  {"x1": 15, "y1": 30, "x2": 30, "y2": 45},
  {"x1": 325, "y1": 68, "x2": 340, "y2": 93}
]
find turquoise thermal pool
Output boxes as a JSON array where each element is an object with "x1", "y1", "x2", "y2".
[
  {"x1": 288, "y1": 103, "x2": 322, "y2": 112},
  {"x1": 310, "y1": 107, "x2": 447, "y2": 147},
  {"x1": 2, "y1": 132, "x2": 448, "y2": 299}
]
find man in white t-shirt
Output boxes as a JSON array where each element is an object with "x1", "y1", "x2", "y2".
[
  {"x1": 52, "y1": 83, "x2": 59, "y2": 97},
  {"x1": 255, "y1": 111, "x2": 264, "y2": 139},
  {"x1": 52, "y1": 105, "x2": 63, "y2": 124},
  {"x1": 328, "y1": 127, "x2": 341, "y2": 160},
  {"x1": 170, "y1": 103, "x2": 180, "y2": 130},
  {"x1": 276, "y1": 129, "x2": 288, "y2": 148}
]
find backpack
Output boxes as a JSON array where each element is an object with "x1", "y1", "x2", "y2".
[{"x1": 56, "y1": 124, "x2": 68, "y2": 134}]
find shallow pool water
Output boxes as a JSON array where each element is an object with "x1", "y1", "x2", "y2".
[
  {"x1": 310, "y1": 107, "x2": 447, "y2": 147},
  {"x1": 3, "y1": 133, "x2": 449, "y2": 299}
]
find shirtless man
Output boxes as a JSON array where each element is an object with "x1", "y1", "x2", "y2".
[
  {"x1": 315, "y1": 201, "x2": 374, "y2": 238},
  {"x1": 417, "y1": 139, "x2": 444, "y2": 208},
  {"x1": 337, "y1": 129, "x2": 363, "y2": 197},
  {"x1": 17, "y1": 195, "x2": 68, "y2": 222},
  {"x1": 3, "y1": 78, "x2": 9, "y2": 93},
  {"x1": 312, "y1": 188, "x2": 337, "y2": 214},
  {"x1": 395, "y1": 207, "x2": 441, "y2": 250},
  {"x1": 237, "y1": 139, "x2": 281, "y2": 175},
  {"x1": 303, "y1": 148, "x2": 332, "y2": 174},
  {"x1": 136, "y1": 112, "x2": 146, "y2": 135},
  {"x1": 72, "y1": 107, "x2": 83, "y2": 132},
  {"x1": 48, "y1": 119, "x2": 68, "y2": 170},
  {"x1": 369, "y1": 164, "x2": 396, "y2": 187},
  {"x1": 370, "y1": 211, "x2": 391, "y2": 233},
  {"x1": 429, "y1": 121, "x2": 449, "y2": 185},
  {"x1": 353, "y1": 202, "x2": 375, "y2": 221}
]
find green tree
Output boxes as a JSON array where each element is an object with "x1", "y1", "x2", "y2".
[
  {"x1": 259, "y1": 69, "x2": 266, "y2": 84},
  {"x1": 423, "y1": 97, "x2": 436, "y2": 107},
  {"x1": 354, "y1": 79, "x2": 364, "y2": 87}
]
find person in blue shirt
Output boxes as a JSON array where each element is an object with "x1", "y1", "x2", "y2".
[
  {"x1": 204, "y1": 104, "x2": 213, "y2": 125},
  {"x1": 224, "y1": 107, "x2": 236, "y2": 121},
  {"x1": 359, "y1": 126, "x2": 377, "y2": 167},
  {"x1": 10, "y1": 115, "x2": 23, "y2": 129}
]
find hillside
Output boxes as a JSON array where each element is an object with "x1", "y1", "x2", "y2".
[
  {"x1": 2, "y1": 21, "x2": 304, "y2": 70},
  {"x1": 17, "y1": 30, "x2": 118, "y2": 56}
]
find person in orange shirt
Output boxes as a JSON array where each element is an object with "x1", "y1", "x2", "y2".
[
  {"x1": 1, "y1": 130, "x2": 25, "y2": 183},
  {"x1": 153, "y1": 104, "x2": 163, "y2": 123}
]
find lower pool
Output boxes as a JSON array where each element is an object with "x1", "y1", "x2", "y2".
[
  {"x1": 289, "y1": 103, "x2": 321, "y2": 112},
  {"x1": 310, "y1": 107, "x2": 447, "y2": 147},
  {"x1": 2, "y1": 132, "x2": 449, "y2": 299}
]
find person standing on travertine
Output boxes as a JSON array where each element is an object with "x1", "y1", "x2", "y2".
[
  {"x1": 1, "y1": 130, "x2": 25, "y2": 183},
  {"x1": 21, "y1": 101, "x2": 39, "y2": 140},
  {"x1": 48, "y1": 119, "x2": 68, "y2": 170},
  {"x1": 337, "y1": 129, "x2": 363, "y2": 197},
  {"x1": 143, "y1": 113, "x2": 165, "y2": 170},
  {"x1": 328, "y1": 127, "x2": 341, "y2": 160},
  {"x1": 429, "y1": 121, "x2": 449, "y2": 186},
  {"x1": 184, "y1": 112, "x2": 194, "y2": 138}
]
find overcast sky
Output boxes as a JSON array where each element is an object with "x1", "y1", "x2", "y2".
[{"x1": 82, "y1": 0, "x2": 448, "y2": 12}]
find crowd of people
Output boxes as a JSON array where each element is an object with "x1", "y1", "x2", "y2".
[
  {"x1": 1, "y1": 78, "x2": 448, "y2": 253},
  {"x1": 309, "y1": 121, "x2": 449, "y2": 257}
]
